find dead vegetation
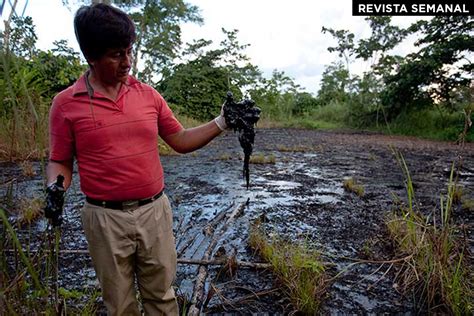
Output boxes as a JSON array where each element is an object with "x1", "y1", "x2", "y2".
[
  {"x1": 17, "y1": 198, "x2": 44, "y2": 225},
  {"x1": 277, "y1": 144, "x2": 312, "y2": 152},
  {"x1": 343, "y1": 177, "x2": 365, "y2": 197},
  {"x1": 249, "y1": 153, "x2": 276, "y2": 164}
]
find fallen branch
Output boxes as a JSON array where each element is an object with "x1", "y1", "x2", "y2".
[
  {"x1": 177, "y1": 207, "x2": 202, "y2": 237},
  {"x1": 178, "y1": 203, "x2": 235, "y2": 257},
  {"x1": 188, "y1": 199, "x2": 249, "y2": 316},
  {"x1": 177, "y1": 234, "x2": 199, "y2": 257},
  {"x1": 175, "y1": 214, "x2": 185, "y2": 236},
  {"x1": 3, "y1": 249, "x2": 269, "y2": 269},
  {"x1": 331, "y1": 254, "x2": 414, "y2": 264},
  {"x1": 178, "y1": 258, "x2": 271, "y2": 269},
  {"x1": 4, "y1": 249, "x2": 335, "y2": 268},
  {"x1": 203, "y1": 202, "x2": 234, "y2": 236},
  {"x1": 206, "y1": 287, "x2": 280, "y2": 312}
]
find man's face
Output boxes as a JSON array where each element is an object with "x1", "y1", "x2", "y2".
[{"x1": 90, "y1": 45, "x2": 133, "y2": 85}]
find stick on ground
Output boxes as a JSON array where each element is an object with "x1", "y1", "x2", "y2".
[{"x1": 188, "y1": 199, "x2": 248, "y2": 316}]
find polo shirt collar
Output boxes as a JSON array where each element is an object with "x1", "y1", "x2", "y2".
[
  {"x1": 72, "y1": 71, "x2": 139, "y2": 97},
  {"x1": 71, "y1": 73, "x2": 89, "y2": 96}
]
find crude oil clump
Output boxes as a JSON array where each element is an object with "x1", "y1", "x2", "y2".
[{"x1": 223, "y1": 92, "x2": 261, "y2": 189}]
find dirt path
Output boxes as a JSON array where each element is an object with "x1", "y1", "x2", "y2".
[{"x1": 1, "y1": 128, "x2": 473, "y2": 314}]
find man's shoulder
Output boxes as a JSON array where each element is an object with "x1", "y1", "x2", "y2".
[
  {"x1": 52, "y1": 74, "x2": 88, "y2": 107},
  {"x1": 126, "y1": 76, "x2": 161, "y2": 95},
  {"x1": 52, "y1": 85, "x2": 77, "y2": 107}
]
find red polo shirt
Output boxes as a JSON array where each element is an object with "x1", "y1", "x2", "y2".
[{"x1": 49, "y1": 73, "x2": 183, "y2": 201}]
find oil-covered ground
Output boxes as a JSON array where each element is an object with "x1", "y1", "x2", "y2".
[{"x1": 1, "y1": 128, "x2": 473, "y2": 314}]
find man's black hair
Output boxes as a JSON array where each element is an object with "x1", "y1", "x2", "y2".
[{"x1": 74, "y1": 3, "x2": 136, "y2": 61}]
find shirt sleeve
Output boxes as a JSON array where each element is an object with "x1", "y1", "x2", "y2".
[
  {"x1": 154, "y1": 90, "x2": 184, "y2": 137},
  {"x1": 49, "y1": 98, "x2": 75, "y2": 161}
]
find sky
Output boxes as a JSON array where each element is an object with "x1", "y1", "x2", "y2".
[{"x1": 2, "y1": 0, "x2": 423, "y2": 94}]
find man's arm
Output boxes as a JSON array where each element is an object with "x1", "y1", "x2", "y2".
[
  {"x1": 46, "y1": 159, "x2": 74, "y2": 189},
  {"x1": 161, "y1": 120, "x2": 222, "y2": 154}
]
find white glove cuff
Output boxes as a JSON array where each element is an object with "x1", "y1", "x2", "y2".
[{"x1": 214, "y1": 115, "x2": 227, "y2": 131}]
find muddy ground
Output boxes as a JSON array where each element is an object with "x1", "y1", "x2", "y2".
[{"x1": 1, "y1": 128, "x2": 473, "y2": 314}]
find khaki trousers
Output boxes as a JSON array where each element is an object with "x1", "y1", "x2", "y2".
[{"x1": 81, "y1": 194, "x2": 178, "y2": 316}]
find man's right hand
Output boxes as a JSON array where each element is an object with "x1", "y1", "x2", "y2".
[
  {"x1": 44, "y1": 174, "x2": 65, "y2": 227},
  {"x1": 214, "y1": 102, "x2": 228, "y2": 131}
]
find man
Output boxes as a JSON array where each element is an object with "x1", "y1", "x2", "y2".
[{"x1": 46, "y1": 3, "x2": 228, "y2": 315}]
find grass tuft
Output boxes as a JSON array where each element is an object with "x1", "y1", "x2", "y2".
[
  {"x1": 386, "y1": 151, "x2": 473, "y2": 315},
  {"x1": 217, "y1": 153, "x2": 231, "y2": 160},
  {"x1": 277, "y1": 145, "x2": 311, "y2": 152},
  {"x1": 248, "y1": 223, "x2": 329, "y2": 314},
  {"x1": 249, "y1": 153, "x2": 276, "y2": 164},
  {"x1": 19, "y1": 160, "x2": 37, "y2": 177},
  {"x1": 461, "y1": 199, "x2": 474, "y2": 211},
  {"x1": 343, "y1": 177, "x2": 365, "y2": 197},
  {"x1": 17, "y1": 198, "x2": 44, "y2": 225}
]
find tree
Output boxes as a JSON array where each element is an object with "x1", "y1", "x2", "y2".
[
  {"x1": 347, "y1": 72, "x2": 385, "y2": 127},
  {"x1": 292, "y1": 92, "x2": 319, "y2": 115},
  {"x1": 4, "y1": 16, "x2": 38, "y2": 59},
  {"x1": 159, "y1": 45, "x2": 228, "y2": 121},
  {"x1": 1, "y1": 16, "x2": 85, "y2": 115},
  {"x1": 382, "y1": 16, "x2": 474, "y2": 117},
  {"x1": 316, "y1": 62, "x2": 351, "y2": 106},
  {"x1": 356, "y1": 16, "x2": 407, "y2": 81},
  {"x1": 159, "y1": 29, "x2": 264, "y2": 120},
  {"x1": 127, "y1": 0, "x2": 202, "y2": 84},
  {"x1": 249, "y1": 69, "x2": 303, "y2": 118},
  {"x1": 219, "y1": 28, "x2": 261, "y2": 90},
  {"x1": 321, "y1": 27, "x2": 355, "y2": 73},
  {"x1": 62, "y1": 0, "x2": 203, "y2": 85},
  {"x1": 322, "y1": 16, "x2": 473, "y2": 123},
  {"x1": 32, "y1": 40, "x2": 86, "y2": 98},
  {"x1": 355, "y1": 16, "x2": 407, "y2": 62}
]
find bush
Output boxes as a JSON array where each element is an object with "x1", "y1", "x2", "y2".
[
  {"x1": 310, "y1": 100, "x2": 348, "y2": 124},
  {"x1": 386, "y1": 107, "x2": 474, "y2": 141}
]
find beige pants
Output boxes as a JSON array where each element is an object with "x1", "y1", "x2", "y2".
[{"x1": 81, "y1": 194, "x2": 178, "y2": 316}]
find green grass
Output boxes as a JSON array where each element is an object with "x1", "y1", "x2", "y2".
[
  {"x1": 258, "y1": 101, "x2": 473, "y2": 144},
  {"x1": 310, "y1": 101, "x2": 347, "y2": 125},
  {"x1": 248, "y1": 223, "x2": 329, "y2": 314},
  {"x1": 386, "y1": 151, "x2": 473, "y2": 315},
  {"x1": 381, "y1": 108, "x2": 474, "y2": 142}
]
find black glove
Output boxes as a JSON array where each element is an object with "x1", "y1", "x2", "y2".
[{"x1": 44, "y1": 175, "x2": 65, "y2": 227}]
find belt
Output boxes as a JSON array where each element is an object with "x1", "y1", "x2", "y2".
[{"x1": 86, "y1": 190, "x2": 164, "y2": 210}]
